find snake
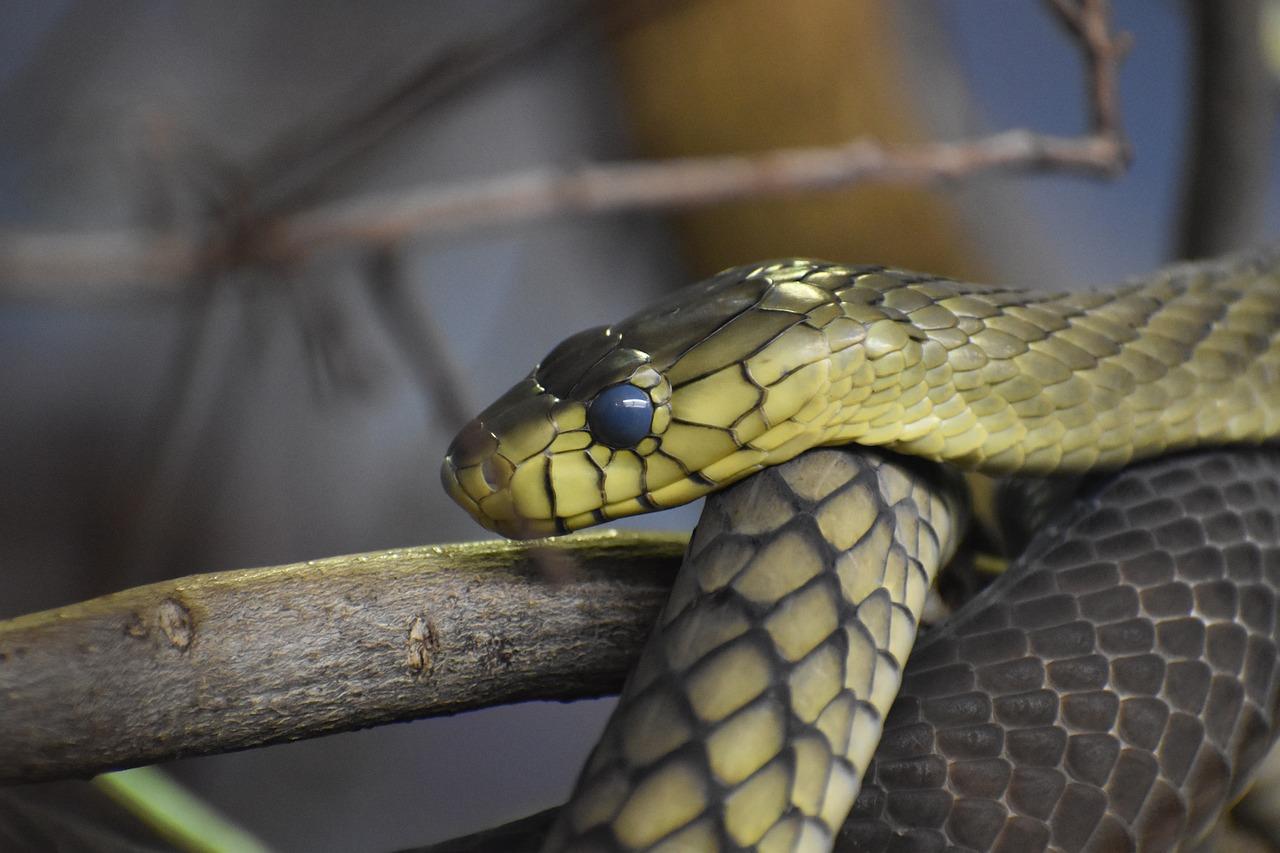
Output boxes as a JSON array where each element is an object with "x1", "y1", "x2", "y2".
[{"x1": 440, "y1": 246, "x2": 1280, "y2": 851}]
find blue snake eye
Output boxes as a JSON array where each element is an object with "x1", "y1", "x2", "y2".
[{"x1": 587, "y1": 384, "x2": 653, "y2": 448}]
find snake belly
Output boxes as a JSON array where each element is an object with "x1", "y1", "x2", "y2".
[{"x1": 441, "y1": 247, "x2": 1280, "y2": 852}]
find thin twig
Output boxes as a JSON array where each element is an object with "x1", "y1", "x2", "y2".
[
  {"x1": 365, "y1": 248, "x2": 474, "y2": 429},
  {"x1": 1048, "y1": 0, "x2": 1132, "y2": 151},
  {"x1": 245, "y1": 0, "x2": 603, "y2": 217},
  {"x1": 247, "y1": 0, "x2": 689, "y2": 219},
  {"x1": 0, "y1": 133, "x2": 1124, "y2": 294},
  {"x1": 273, "y1": 130, "x2": 1127, "y2": 258},
  {"x1": 0, "y1": 531, "x2": 684, "y2": 784},
  {"x1": 123, "y1": 273, "x2": 228, "y2": 582},
  {"x1": 0, "y1": 230, "x2": 211, "y2": 294},
  {"x1": 0, "y1": 1, "x2": 1130, "y2": 295}
]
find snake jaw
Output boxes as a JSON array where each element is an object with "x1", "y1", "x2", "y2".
[
  {"x1": 441, "y1": 412, "x2": 565, "y2": 539},
  {"x1": 439, "y1": 454, "x2": 486, "y2": 527},
  {"x1": 440, "y1": 454, "x2": 563, "y2": 540}
]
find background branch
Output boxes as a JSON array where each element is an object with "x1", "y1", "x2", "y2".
[
  {"x1": 272, "y1": 130, "x2": 1125, "y2": 258},
  {"x1": 0, "y1": 531, "x2": 683, "y2": 784},
  {"x1": 244, "y1": 0, "x2": 685, "y2": 218},
  {"x1": 0, "y1": 0, "x2": 1129, "y2": 295},
  {"x1": 1175, "y1": 0, "x2": 1276, "y2": 259}
]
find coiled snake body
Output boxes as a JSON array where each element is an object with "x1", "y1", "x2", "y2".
[{"x1": 442, "y1": 248, "x2": 1280, "y2": 851}]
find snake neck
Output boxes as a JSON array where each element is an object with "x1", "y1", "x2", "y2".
[{"x1": 764, "y1": 249, "x2": 1280, "y2": 474}]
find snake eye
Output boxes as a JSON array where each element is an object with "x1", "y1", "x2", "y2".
[{"x1": 587, "y1": 384, "x2": 653, "y2": 448}]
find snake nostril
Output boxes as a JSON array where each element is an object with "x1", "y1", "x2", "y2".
[
  {"x1": 442, "y1": 419, "x2": 514, "y2": 503},
  {"x1": 480, "y1": 453, "x2": 514, "y2": 493}
]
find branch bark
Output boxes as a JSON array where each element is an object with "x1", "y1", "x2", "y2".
[{"x1": 0, "y1": 531, "x2": 683, "y2": 784}]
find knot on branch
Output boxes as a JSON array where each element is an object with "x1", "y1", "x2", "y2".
[
  {"x1": 200, "y1": 208, "x2": 294, "y2": 272},
  {"x1": 406, "y1": 614, "x2": 440, "y2": 675},
  {"x1": 124, "y1": 596, "x2": 194, "y2": 651}
]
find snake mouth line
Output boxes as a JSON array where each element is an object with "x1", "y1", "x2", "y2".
[
  {"x1": 443, "y1": 450, "x2": 709, "y2": 539},
  {"x1": 439, "y1": 455, "x2": 567, "y2": 539}
]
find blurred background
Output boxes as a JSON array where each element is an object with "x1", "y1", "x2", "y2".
[{"x1": 3, "y1": 1, "x2": 1280, "y2": 850}]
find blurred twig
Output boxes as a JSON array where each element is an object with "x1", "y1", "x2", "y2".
[
  {"x1": 0, "y1": 230, "x2": 209, "y2": 292},
  {"x1": 1047, "y1": 0, "x2": 1130, "y2": 148},
  {"x1": 1176, "y1": 0, "x2": 1276, "y2": 259},
  {"x1": 0, "y1": 0, "x2": 1130, "y2": 296},
  {"x1": 366, "y1": 248, "x2": 473, "y2": 429},
  {"x1": 95, "y1": 768, "x2": 274, "y2": 853},
  {"x1": 0, "y1": 531, "x2": 683, "y2": 784},
  {"x1": 275, "y1": 128, "x2": 1127, "y2": 255},
  {"x1": 245, "y1": 0, "x2": 615, "y2": 217}
]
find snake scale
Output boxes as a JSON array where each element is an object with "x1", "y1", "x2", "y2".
[
  {"x1": 442, "y1": 247, "x2": 1280, "y2": 851},
  {"x1": 840, "y1": 447, "x2": 1280, "y2": 851}
]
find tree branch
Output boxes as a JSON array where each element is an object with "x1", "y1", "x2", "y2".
[
  {"x1": 271, "y1": 130, "x2": 1126, "y2": 258},
  {"x1": 1048, "y1": 0, "x2": 1131, "y2": 144},
  {"x1": 0, "y1": 531, "x2": 683, "y2": 784},
  {"x1": 1175, "y1": 0, "x2": 1275, "y2": 259},
  {"x1": 0, "y1": 0, "x2": 1130, "y2": 296}
]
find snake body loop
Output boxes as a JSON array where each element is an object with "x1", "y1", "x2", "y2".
[
  {"x1": 441, "y1": 247, "x2": 1280, "y2": 852},
  {"x1": 542, "y1": 449, "x2": 966, "y2": 851},
  {"x1": 842, "y1": 448, "x2": 1280, "y2": 852}
]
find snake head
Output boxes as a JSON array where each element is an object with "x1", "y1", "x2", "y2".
[
  {"x1": 441, "y1": 322, "x2": 667, "y2": 538},
  {"x1": 442, "y1": 260, "x2": 890, "y2": 539}
]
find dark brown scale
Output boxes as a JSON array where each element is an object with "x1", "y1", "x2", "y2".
[{"x1": 838, "y1": 449, "x2": 1280, "y2": 852}]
